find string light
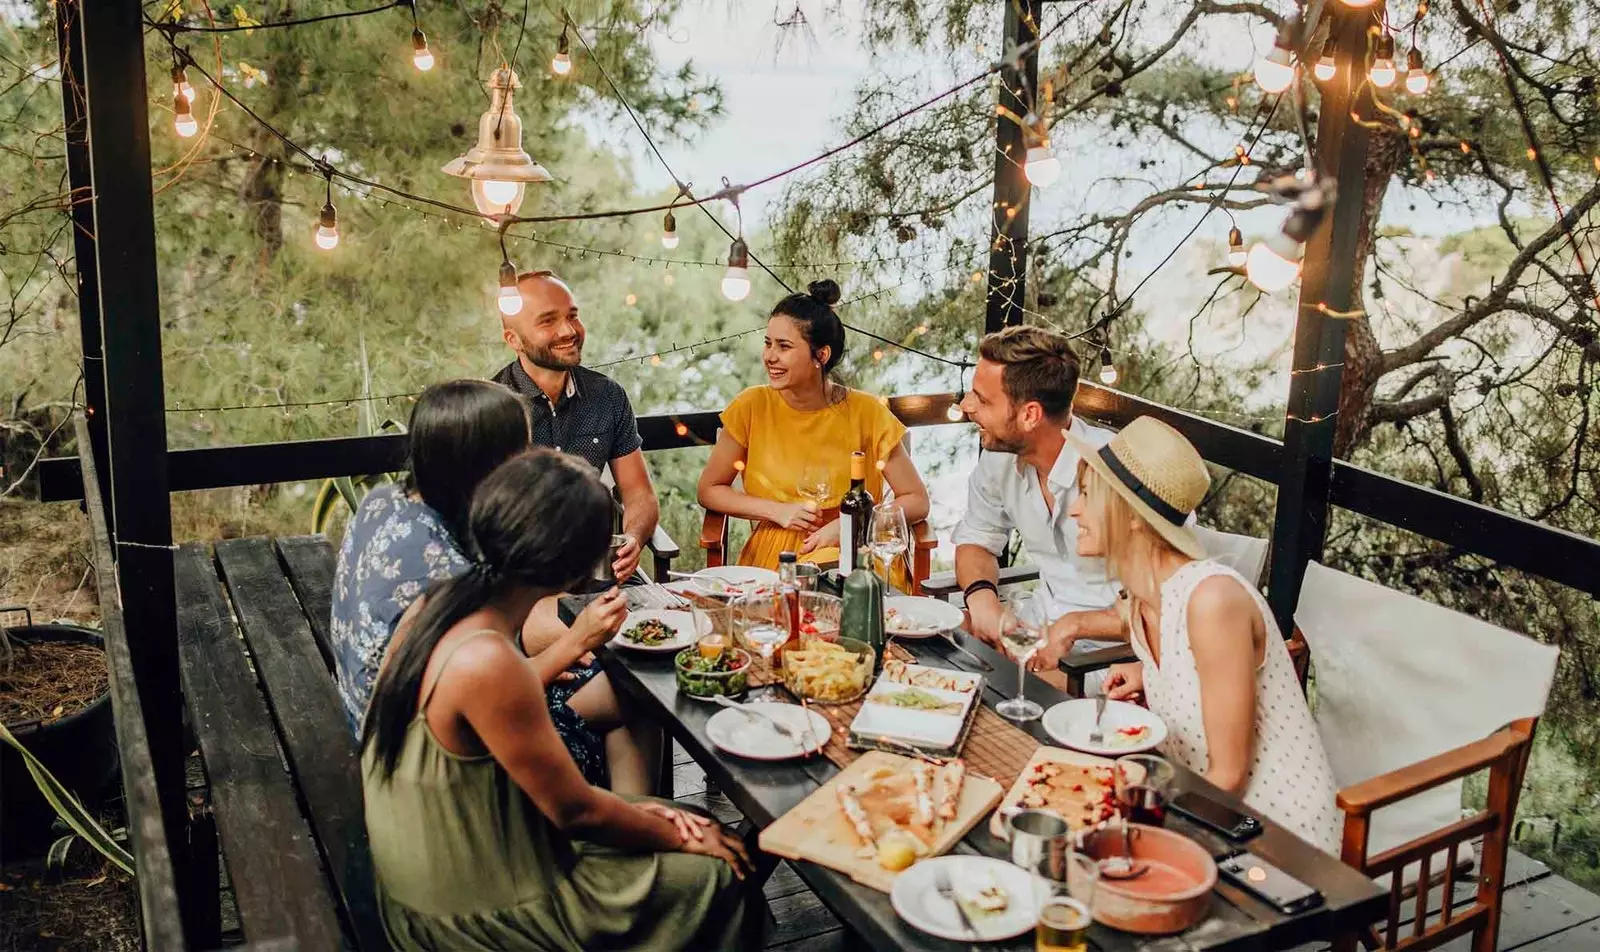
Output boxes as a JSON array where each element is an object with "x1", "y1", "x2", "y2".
[
  {"x1": 1246, "y1": 235, "x2": 1301, "y2": 291},
  {"x1": 551, "y1": 24, "x2": 572, "y2": 76},
  {"x1": 1339, "y1": 0, "x2": 1377, "y2": 7},
  {"x1": 1404, "y1": 48, "x2": 1429, "y2": 94},
  {"x1": 1253, "y1": 20, "x2": 1299, "y2": 94},
  {"x1": 1313, "y1": 39, "x2": 1337, "y2": 82},
  {"x1": 442, "y1": 66, "x2": 551, "y2": 218},
  {"x1": 661, "y1": 210, "x2": 679, "y2": 249},
  {"x1": 411, "y1": 29, "x2": 434, "y2": 71},
  {"x1": 1369, "y1": 32, "x2": 1398, "y2": 89},
  {"x1": 173, "y1": 93, "x2": 198, "y2": 137},
  {"x1": 946, "y1": 401, "x2": 965, "y2": 422},
  {"x1": 497, "y1": 260, "x2": 522, "y2": 315},
  {"x1": 314, "y1": 165, "x2": 339, "y2": 250},
  {"x1": 1227, "y1": 226, "x2": 1247, "y2": 267},
  {"x1": 1022, "y1": 114, "x2": 1060, "y2": 188},
  {"x1": 722, "y1": 238, "x2": 751, "y2": 301},
  {"x1": 171, "y1": 65, "x2": 195, "y2": 103},
  {"x1": 1098, "y1": 347, "x2": 1118, "y2": 385}
]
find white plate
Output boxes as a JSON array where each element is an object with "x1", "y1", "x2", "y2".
[
  {"x1": 689, "y1": 566, "x2": 780, "y2": 596},
  {"x1": 1042, "y1": 698, "x2": 1168, "y2": 755},
  {"x1": 890, "y1": 855, "x2": 1039, "y2": 942},
  {"x1": 611, "y1": 609, "x2": 708, "y2": 653},
  {"x1": 884, "y1": 596, "x2": 966, "y2": 639},
  {"x1": 850, "y1": 680, "x2": 975, "y2": 749},
  {"x1": 705, "y1": 702, "x2": 832, "y2": 760}
]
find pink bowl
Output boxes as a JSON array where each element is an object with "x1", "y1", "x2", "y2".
[{"x1": 1076, "y1": 824, "x2": 1217, "y2": 934}]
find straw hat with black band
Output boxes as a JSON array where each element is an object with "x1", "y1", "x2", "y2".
[{"x1": 1064, "y1": 416, "x2": 1211, "y2": 560}]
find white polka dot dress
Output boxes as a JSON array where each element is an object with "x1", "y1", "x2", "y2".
[{"x1": 1128, "y1": 560, "x2": 1342, "y2": 854}]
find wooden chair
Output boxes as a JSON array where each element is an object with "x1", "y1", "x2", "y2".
[
  {"x1": 696, "y1": 430, "x2": 938, "y2": 593},
  {"x1": 1294, "y1": 561, "x2": 1559, "y2": 952}
]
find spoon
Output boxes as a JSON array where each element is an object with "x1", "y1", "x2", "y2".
[{"x1": 1097, "y1": 818, "x2": 1149, "y2": 880}]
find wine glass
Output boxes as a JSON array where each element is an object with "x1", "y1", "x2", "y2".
[
  {"x1": 797, "y1": 462, "x2": 832, "y2": 515},
  {"x1": 867, "y1": 503, "x2": 909, "y2": 585},
  {"x1": 996, "y1": 589, "x2": 1047, "y2": 721},
  {"x1": 731, "y1": 592, "x2": 790, "y2": 678}
]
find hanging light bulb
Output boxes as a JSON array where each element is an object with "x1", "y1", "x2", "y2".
[
  {"x1": 314, "y1": 202, "x2": 339, "y2": 250},
  {"x1": 442, "y1": 67, "x2": 552, "y2": 218},
  {"x1": 551, "y1": 26, "x2": 572, "y2": 76},
  {"x1": 1254, "y1": 29, "x2": 1297, "y2": 94},
  {"x1": 1246, "y1": 233, "x2": 1303, "y2": 292},
  {"x1": 1227, "y1": 226, "x2": 1248, "y2": 267},
  {"x1": 1024, "y1": 143, "x2": 1061, "y2": 187},
  {"x1": 661, "y1": 210, "x2": 679, "y2": 249},
  {"x1": 722, "y1": 238, "x2": 751, "y2": 301},
  {"x1": 173, "y1": 93, "x2": 198, "y2": 138},
  {"x1": 171, "y1": 66, "x2": 195, "y2": 104},
  {"x1": 1369, "y1": 33, "x2": 1398, "y2": 89},
  {"x1": 497, "y1": 260, "x2": 523, "y2": 316},
  {"x1": 946, "y1": 399, "x2": 965, "y2": 422},
  {"x1": 412, "y1": 29, "x2": 435, "y2": 71},
  {"x1": 1404, "y1": 48, "x2": 1429, "y2": 94},
  {"x1": 1313, "y1": 40, "x2": 1337, "y2": 82},
  {"x1": 1339, "y1": 0, "x2": 1378, "y2": 7},
  {"x1": 1098, "y1": 348, "x2": 1119, "y2": 385}
]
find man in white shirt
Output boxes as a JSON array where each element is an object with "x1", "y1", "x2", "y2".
[{"x1": 953, "y1": 325, "x2": 1124, "y2": 671}]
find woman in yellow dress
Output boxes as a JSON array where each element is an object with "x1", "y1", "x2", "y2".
[{"x1": 697, "y1": 279, "x2": 930, "y2": 582}]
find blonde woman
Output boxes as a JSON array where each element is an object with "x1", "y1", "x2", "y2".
[{"x1": 1060, "y1": 416, "x2": 1341, "y2": 853}]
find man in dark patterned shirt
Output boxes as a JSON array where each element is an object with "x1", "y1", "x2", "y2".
[{"x1": 492, "y1": 270, "x2": 659, "y2": 581}]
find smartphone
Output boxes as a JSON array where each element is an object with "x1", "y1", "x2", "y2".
[
  {"x1": 1170, "y1": 790, "x2": 1263, "y2": 841},
  {"x1": 1217, "y1": 851, "x2": 1325, "y2": 916}
]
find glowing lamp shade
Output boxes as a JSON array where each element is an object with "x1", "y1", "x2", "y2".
[
  {"x1": 1313, "y1": 55, "x2": 1336, "y2": 82},
  {"x1": 1024, "y1": 145, "x2": 1061, "y2": 188},
  {"x1": 442, "y1": 67, "x2": 552, "y2": 219},
  {"x1": 1245, "y1": 238, "x2": 1302, "y2": 292},
  {"x1": 497, "y1": 261, "x2": 523, "y2": 316},
  {"x1": 1254, "y1": 48, "x2": 1297, "y2": 94},
  {"x1": 412, "y1": 30, "x2": 435, "y2": 72},
  {"x1": 173, "y1": 95, "x2": 198, "y2": 138},
  {"x1": 722, "y1": 238, "x2": 752, "y2": 301},
  {"x1": 314, "y1": 203, "x2": 339, "y2": 250}
]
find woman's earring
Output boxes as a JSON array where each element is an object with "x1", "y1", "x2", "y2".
[{"x1": 813, "y1": 361, "x2": 822, "y2": 368}]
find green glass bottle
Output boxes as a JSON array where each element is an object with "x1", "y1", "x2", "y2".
[{"x1": 842, "y1": 564, "x2": 885, "y2": 675}]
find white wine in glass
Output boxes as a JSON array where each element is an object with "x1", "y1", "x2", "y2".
[
  {"x1": 867, "y1": 503, "x2": 909, "y2": 583},
  {"x1": 997, "y1": 590, "x2": 1047, "y2": 721},
  {"x1": 797, "y1": 462, "x2": 832, "y2": 513}
]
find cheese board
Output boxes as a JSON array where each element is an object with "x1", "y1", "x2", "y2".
[
  {"x1": 988, "y1": 745, "x2": 1123, "y2": 840},
  {"x1": 757, "y1": 750, "x2": 1004, "y2": 893}
]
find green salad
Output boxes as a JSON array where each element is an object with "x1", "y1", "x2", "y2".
[
  {"x1": 674, "y1": 647, "x2": 750, "y2": 699},
  {"x1": 622, "y1": 618, "x2": 677, "y2": 646}
]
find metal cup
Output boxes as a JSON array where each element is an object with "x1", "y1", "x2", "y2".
[
  {"x1": 1007, "y1": 809, "x2": 1074, "y2": 881},
  {"x1": 593, "y1": 533, "x2": 630, "y2": 583}
]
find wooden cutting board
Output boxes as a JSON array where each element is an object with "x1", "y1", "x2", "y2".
[
  {"x1": 988, "y1": 745, "x2": 1119, "y2": 839},
  {"x1": 758, "y1": 750, "x2": 1004, "y2": 893}
]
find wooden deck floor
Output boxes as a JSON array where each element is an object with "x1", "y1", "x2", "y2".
[{"x1": 662, "y1": 746, "x2": 1600, "y2": 952}]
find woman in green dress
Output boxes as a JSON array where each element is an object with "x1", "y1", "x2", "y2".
[{"x1": 361, "y1": 447, "x2": 750, "y2": 951}]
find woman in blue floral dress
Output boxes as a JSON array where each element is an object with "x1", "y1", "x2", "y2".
[{"x1": 330, "y1": 379, "x2": 643, "y2": 788}]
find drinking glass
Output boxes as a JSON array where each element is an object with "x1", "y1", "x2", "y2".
[
  {"x1": 996, "y1": 589, "x2": 1047, "y2": 721},
  {"x1": 1036, "y1": 862, "x2": 1096, "y2": 952},
  {"x1": 1115, "y1": 753, "x2": 1178, "y2": 827},
  {"x1": 731, "y1": 593, "x2": 789, "y2": 673},
  {"x1": 797, "y1": 462, "x2": 832, "y2": 514},
  {"x1": 867, "y1": 502, "x2": 909, "y2": 585}
]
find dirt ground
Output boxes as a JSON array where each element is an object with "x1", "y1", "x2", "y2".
[
  {"x1": 0, "y1": 859, "x2": 139, "y2": 952},
  {"x1": 0, "y1": 499, "x2": 98, "y2": 628}
]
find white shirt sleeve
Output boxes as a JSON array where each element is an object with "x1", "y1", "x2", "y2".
[{"x1": 952, "y1": 454, "x2": 1013, "y2": 556}]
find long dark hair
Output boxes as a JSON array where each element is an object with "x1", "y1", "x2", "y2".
[
  {"x1": 772, "y1": 279, "x2": 846, "y2": 375},
  {"x1": 363, "y1": 449, "x2": 613, "y2": 778},
  {"x1": 406, "y1": 379, "x2": 531, "y2": 553}
]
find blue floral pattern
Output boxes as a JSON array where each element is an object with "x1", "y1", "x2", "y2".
[{"x1": 329, "y1": 486, "x2": 606, "y2": 785}]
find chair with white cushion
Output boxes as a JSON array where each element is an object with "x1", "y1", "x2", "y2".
[
  {"x1": 1295, "y1": 561, "x2": 1559, "y2": 952},
  {"x1": 1191, "y1": 524, "x2": 1268, "y2": 588}
]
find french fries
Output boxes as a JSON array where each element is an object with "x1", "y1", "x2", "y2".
[{"x1": 785, "y1": 641, "x2": 870, "y2": 702}]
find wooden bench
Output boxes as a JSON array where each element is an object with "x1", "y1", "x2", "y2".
[{"x1": 172, "y1": 535, "x2": 387, "y2": 951}]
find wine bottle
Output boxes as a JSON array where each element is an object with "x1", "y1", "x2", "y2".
[{"x1": 837, "y1": 451, "x2": 874, "y2": 575}]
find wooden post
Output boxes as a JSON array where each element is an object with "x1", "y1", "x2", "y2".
[
  {"x1": 1265, "y1": 5, "x2": 1377, "y2": 630},
  {"x1": 75, "y1": 0, "x2": 191, "y2": 908},
  {"x1": 55, "y1": 0, "x2": 113, "y2": 533},
  {"x1": 984, "y1": 0, "x2": 1041, "y2": 334}
]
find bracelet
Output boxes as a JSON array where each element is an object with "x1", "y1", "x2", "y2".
[{"x1": 962, "y1": 579, "x2": 999, "y2": 602}]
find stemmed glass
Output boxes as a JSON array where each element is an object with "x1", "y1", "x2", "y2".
[
  {"x1": 867, "y1": 502, "x2": 909, "y2": 585},
  {"x1": 797, "y1": 462, "x2": 832, "y2": 516},
  {"x1": 996, "y1": 589, "x2": 1047, "y2": 721}
]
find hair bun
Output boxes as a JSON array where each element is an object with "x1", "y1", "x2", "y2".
[{"x1": 806, "y1": 279, "x2": 842, "y2": 307}]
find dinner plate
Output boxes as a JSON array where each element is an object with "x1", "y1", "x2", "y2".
[
  {"x1": 688, "y1": 566, "x2": 780, "y2": 596},
  {"x1": 704, "y1": 702, "x2": 832, "y2": 760},
  {"x1": 884, "y1": 596, "x2": 966, "y2": 639},
  {"x1": 850, "y1": 679, "x2": 977, "y2": 748},
  {"x1": 890, "y1": 855, "x2": 1038, "y2": 942},
  {"x1": 1042, "y1": 698, "x2": 1168, "y2": 756},
  {"x1": 610, "y1": 609, "x2": 708, "y2": 653}
]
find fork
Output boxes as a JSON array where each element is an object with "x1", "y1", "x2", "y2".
[
  {"x1": 933, "y1": 867, "x2": 978, "y2": 939},
  {"x1": 711, "y1": 695, "x2": 805, "y2": 750},
  {"x1": 1088, "y1": 692, "x2": 1109, "y2": 746}
]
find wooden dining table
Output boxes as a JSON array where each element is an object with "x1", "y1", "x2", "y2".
[{"x1": 562, "y1": 591, "x2": 1386, "y2": 951}]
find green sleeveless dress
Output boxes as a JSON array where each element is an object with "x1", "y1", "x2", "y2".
[{"x1": 361, "y1": 631, "x2": 745, "y2": 951}]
